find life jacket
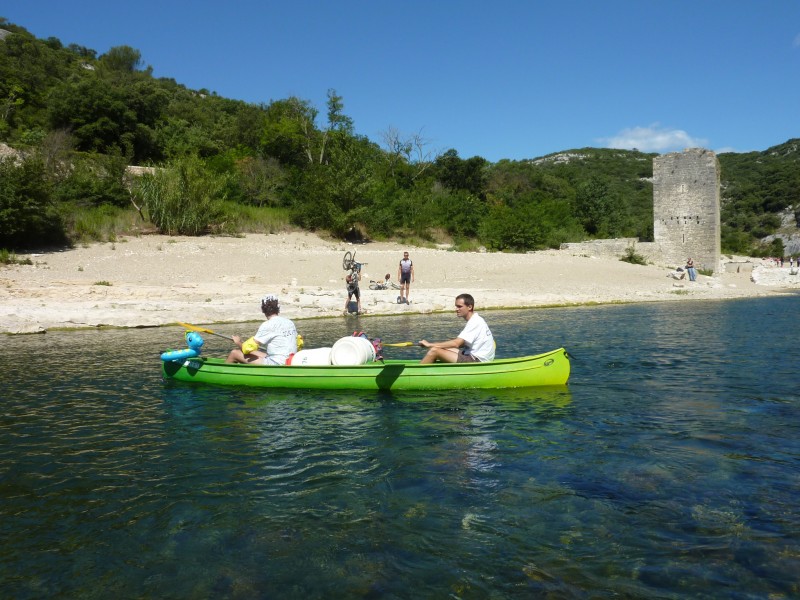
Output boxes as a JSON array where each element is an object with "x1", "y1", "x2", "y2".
[{"x1": 353, "y1": 331, "x2": 383, "y2": 361}]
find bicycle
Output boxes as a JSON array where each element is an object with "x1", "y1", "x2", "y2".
[
  {"x1": 342, "y1": 250, "x2": 367, "y2": 272},
  {"x1": 342, "y1": 250, "x2": 367, "y2": 280},
  {"x1": 369, "y1": 275, "x2": 401, "y2": 290}
]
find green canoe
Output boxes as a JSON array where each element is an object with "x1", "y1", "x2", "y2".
[{"x1": 161, "y1": 347, "x2": 570, "y2": 390}]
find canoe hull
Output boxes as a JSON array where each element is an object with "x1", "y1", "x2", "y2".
[{"x1": 161, "y1": 348, "x2": 570, "y2": 390}]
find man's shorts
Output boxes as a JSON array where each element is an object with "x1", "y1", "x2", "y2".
[
  {"x1": 261, "y1": 355, "x2": 286, "y2": 366},
  {"x1": 400, "y1": 273, "x2": 411, "y2": 285},
  {"x1": 457, "y1": 351, "x2": 479, "y2": 363}
]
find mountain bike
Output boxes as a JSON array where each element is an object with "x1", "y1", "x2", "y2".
[
  {"x1": 342, "y1": 250, "x2": 367, "y2": 274},
  {"x1": 369, "y1": 276, "x2": 401, "y2": 290}
]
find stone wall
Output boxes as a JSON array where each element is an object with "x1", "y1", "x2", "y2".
[
  {"x1": 560, "y1": 238, "x2": 660, "y2": 262},
  {"x1": 724, "y1": 261, "x2": 755, "y2": 273},
  {"x1": 652, "y1": 148, "x2": 721, "y2": 272}
]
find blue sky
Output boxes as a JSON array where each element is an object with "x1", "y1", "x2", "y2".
[{"x1": 4, "y1": 1, "x2": 799, "y2": 162}]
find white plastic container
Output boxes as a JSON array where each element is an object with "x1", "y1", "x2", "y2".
[
  {"x1": 287, "y1": 347, "x2": 332, "y2": 366},
  {"x1": 330, "y1": 337, "x2": 376, "y2": 366}
]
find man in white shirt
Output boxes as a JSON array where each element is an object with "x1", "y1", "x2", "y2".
[
  {"x1": 397, "y1": 251, "x2": 414, "y2": 304},
  {"x1": 418, "y1": 294, "x2": 495, "y2": 363}
]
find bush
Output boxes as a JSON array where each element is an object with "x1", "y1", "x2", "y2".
[
  {"x1": 133, "y1": 157, "x2": 230, "y2": 235},
  {"x1": 620, "y1": 245, "x2": 647, "y2": 265},
  {"x1": 0, "y1": 156, "x2": 68, "y2": 249},
  {"x1": 479, "y1": 204, "x2": 538, "y2": 250},
  {"x1": 52, "y1": 154, "x2": 130, "y2": 208},
  {"x1": 223, "y1": 202, "x2": 292, "y2": 234},
  {"x1": 0, "y1": 249, "x2": 33, "y2": 264},
  {"x1": 63, "y1": 205, "x2": 148, "y2": 242}
]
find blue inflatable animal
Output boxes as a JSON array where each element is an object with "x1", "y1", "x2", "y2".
[{"x1": 160, "y1": 331, "x2": 205, "y2": 362}]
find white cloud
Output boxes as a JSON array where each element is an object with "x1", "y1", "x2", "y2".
[{"x1": 598, "y1": 124, "x2": 709, "y2": 153}]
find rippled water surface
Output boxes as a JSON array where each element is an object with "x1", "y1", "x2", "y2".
[{"x1": 2, "y1": 297, "x2": 799, "y2": 598}]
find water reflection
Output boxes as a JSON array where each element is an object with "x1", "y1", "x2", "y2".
[{"x1": 1, "y1": 297, "x2": 799, "y2": 598}]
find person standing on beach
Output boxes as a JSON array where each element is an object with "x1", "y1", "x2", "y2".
[
  {"x1": 227, "y1": 295, "x2": 298, "y2": 365},
  {"x1": 686, "y1": 257, "x2": 697, "y2": 282},
  {"x1": 344, "y1": 271, "x2": 362, "y2": 314},
  {"x1": 418, "y1": 293, "x2": 495, "y2": 364},
  {"x1": 397, "y1": 251, "x2": 414, "y2": 304}
]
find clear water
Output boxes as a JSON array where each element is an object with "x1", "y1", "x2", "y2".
[{"x1": 2, "y1": 297, "x2": 799, "y2": 598}]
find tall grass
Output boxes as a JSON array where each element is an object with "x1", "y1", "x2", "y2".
[
  {"x1": 64, "y1": 205, "x2": 149, "y2": 243},
  {"x1": 223, "y1": 202, "x2": 293, "y2": 234},
  {"x1": 134, "y1": 157, "x2": 230, "y2": 236},
  {"x1": 64, "y1": 200, "x2": 294, "y2": 241}
]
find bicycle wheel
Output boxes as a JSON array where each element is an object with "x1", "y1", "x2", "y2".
[{"x1": 342, "y1": 251, "x2": 354, "y2": 271}]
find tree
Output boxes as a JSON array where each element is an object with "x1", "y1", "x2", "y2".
[
  {"x1": 261, "y1": 97, "x2": 319, "y2": 167},
  {"x1": 66, "y1": 44, "x2": 97, "y2": 60},
  {"x1": 235, "y1": 156, "x2": 287, "y2": 207},
  {"x1": 479, "y1": 203, "x2": 538, "y2": 250},
  {"x1": 434, "y1": 149, "x2": 488, "y2": 197},
  {"x1": 47, "y1": 76, "x2": 137, "y2": 156},
  {"x1": 0, "y1": 155, "x2": 66, "y2": 248},
  {"x1": 380, "y1": 127, "x2": 439, "y2": 182},
  {"x1": 98, "y1": 45, "x2": 144, "y2": 74},
  {"x1": 317, "y1": 88, "x2": 354, "y2": 165},
  {"x1": 0, "y1": 84, "x2": 25, "y2": 125},
  {"x1": 290, "y1": 133, "x2": 380, "y2": 236},
  {"x1": 429, "y1": 187, "x2": 486, "y2": 238},
  {"x1": 574, "y1": 178, "x2": 624, "y2": 237},
  {"x1": 53, "y1": 153, "x2": 130, "y2": 208}
]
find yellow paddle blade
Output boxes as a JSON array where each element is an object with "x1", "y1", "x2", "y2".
[
  {"x1": 382, "y1": 341, "x2": 416, "y2": 347},
  {"x1": 176, "y1": 321, "x2": 233, "y2": 341},
  {"x1": 177, "y1": 321, "x2": 213, "y2": 334}
]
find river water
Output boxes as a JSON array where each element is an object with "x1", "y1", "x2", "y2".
[{"x1": 1, "y1": 296, "x2": 799, "y2": 598}]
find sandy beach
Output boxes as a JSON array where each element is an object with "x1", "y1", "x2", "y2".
[{"x1": 0, "y1": 231, "x2": 795, "y2": 335}]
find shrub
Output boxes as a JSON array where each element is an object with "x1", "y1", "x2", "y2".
[
  {"x1": 223, "y1": 202, "x2": 292, "y2": 234},
  {"x1": 620, "y1": 245, "x2": 647, "y2": 265},
  {"x1": 52, "y1": 154, "x2": 130, "y2": 208},
  {"x1": 63, "y1": 205, "x2": 147, "y2": 242},
  {"x1": 133, "y1": 157, "x2": 230, "y2": 235},
  {"x1": 0, "y1": 156, "x2": 68, "y2": 249},
  {"x1": 0, "y1": 249, "x2": 33, "y2": 264}
]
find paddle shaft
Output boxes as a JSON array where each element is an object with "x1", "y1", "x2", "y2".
[
  {"x1": 177, "y1": 321, "x2": 266, "y2": 351},
  {"x1": 177, "y1": 321, "x2": 235, "y2": 342}
]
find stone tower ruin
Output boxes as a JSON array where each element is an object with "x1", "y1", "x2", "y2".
[{"x1": 652, "y1": 148, "x2": 721, "y2": 272}]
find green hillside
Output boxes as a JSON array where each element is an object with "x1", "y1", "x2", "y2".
[
  {"x1": 1, "y1": 19, "x2": 797, "y2": 256},
  {"x1": 717, "y1": 140, "x2": 800, "y2": 254}
]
